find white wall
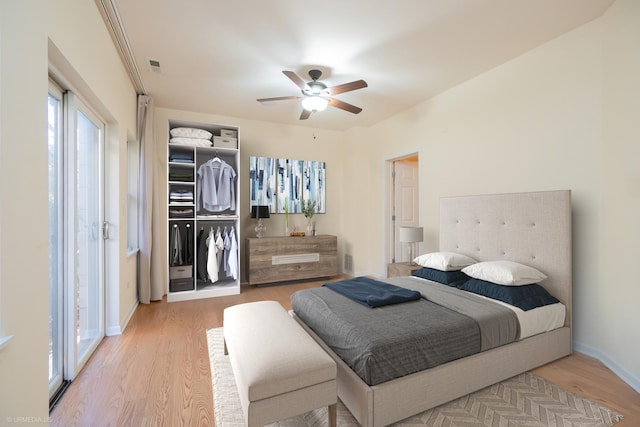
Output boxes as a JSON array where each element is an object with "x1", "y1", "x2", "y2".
[
  {"x1": 348, "y1": 18, "x2": 604, "y2": 275},
  {"x1": 0, "y1": 0, "x2": 137, "y2": 421},
  {"x1": 598, "y1": 0, "x2": 640, "y2": 387},
  {"x1": 0, "y1": 1, "x2": 50, "y2": 422},
  {"x1": 344, "y1": 0, "x2": 639, "y2": 391}
]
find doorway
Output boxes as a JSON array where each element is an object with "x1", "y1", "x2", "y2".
[
  {"x1": 48, "y1": 81, "x2": 106, "y2": 403},
  {"x1": 386, "y1": 154, "x2": 420, "y2": 264}
]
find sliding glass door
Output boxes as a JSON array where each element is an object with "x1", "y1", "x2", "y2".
[
  {"x1": 70, "y1": 99, "x2": 104, "y2": 368},
  {"x1": 48, "y1": 82, "x2": 105, "y2": 400}
]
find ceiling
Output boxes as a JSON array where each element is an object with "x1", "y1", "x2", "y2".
[{"x1": 113, "y1": 0, "x2": 613, "y2": 131}]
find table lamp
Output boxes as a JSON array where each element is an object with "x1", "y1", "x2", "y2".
[
  {"x1": 251, "y1": 205, "x2": 270, "y2": 238},
  {"x1": 399, "y1": 226, "x2": 423, "y2": 264}
]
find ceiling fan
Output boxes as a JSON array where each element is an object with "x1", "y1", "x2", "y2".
[{"x1": 257, "y1": 69, "x2": 368, "y2": 120}]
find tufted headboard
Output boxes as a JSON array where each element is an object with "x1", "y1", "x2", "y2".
[{"x1": 439, "y1": 190, "x2": 572, "y2": 328}]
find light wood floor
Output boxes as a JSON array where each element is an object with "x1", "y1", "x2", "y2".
[{"x1": 50, "y1": 277, "x2": 640, "y2": 426}]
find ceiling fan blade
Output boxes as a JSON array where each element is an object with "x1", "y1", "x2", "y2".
[
  {"x1": 299, "y1": 109, "x2": 311, "y2": 120},
  {"x1": 328, "y1": 80, "x2": 368, "y2": 96},
  {"x1": 257, "y1": 95, "x2": 301, "y2": 103},
  {"x1": 283, "y1": 71, "x2": 310, "y2": 92},
  {"x1": 328, "y1": 98, "x2": 363, "y2": 114}
]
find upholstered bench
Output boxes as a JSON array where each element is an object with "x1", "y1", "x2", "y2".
[{"x1": 223, "y1": 300, "x2": 337, "y2": 427}]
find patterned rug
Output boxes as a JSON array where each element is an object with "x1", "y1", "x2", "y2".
[{"x1": 207, "y1": 328, "x2": 623, "y2": 427}]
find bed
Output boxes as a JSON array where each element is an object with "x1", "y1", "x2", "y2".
[{"x1": 291, "y1": 190, "x2": 572, "y2": 427}]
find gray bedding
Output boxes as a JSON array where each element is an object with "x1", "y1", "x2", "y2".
[
  {"x1": 291, "y1": 276, "x2": 519, "y2": 386},
  {"x1": 387, "y1": 276, "x2": 520, "y2": 351}
]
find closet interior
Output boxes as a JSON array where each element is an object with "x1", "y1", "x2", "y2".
[{"x1": 166, "y1": 119, "x2": 240, "y2": 302}]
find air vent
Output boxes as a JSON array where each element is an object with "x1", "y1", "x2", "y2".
[
  {"x1": 344, "y1": 254, "x2": 353, "y2": 272},
  {"x1": 148, "y1": 59, "x2": 161, "y2": 73}
]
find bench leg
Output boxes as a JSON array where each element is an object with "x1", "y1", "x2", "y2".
[
  {"x1": 328, "y1": 403, "x2": 337, "y2": 427},
  {"x1": 223, "y1": 339, "x2": 228, "y2": 356}
]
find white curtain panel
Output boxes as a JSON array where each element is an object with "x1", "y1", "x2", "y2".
[{"x1": 137, "y1": 95, "x2": 165, "y2": 303}]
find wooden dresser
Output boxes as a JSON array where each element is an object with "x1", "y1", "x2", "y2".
[{"x1": 246, "y1": 235, "x2": 338, "y2": 285}]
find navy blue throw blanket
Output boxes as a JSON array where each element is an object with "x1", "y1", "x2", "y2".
[{"x1": 323, "y1": 276, "x2": 421, "y2": 308}]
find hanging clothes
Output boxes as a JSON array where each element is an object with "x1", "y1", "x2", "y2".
[
  {"x1": 215, "y1": 227, "x2": 224, "y2": 279},
  {"x1": 183, "y1": 224, "x2": 194, "y2": 265},
  {"x1": 206, "y1": 227, "x2": 218, "y2": 283},
  {"x1": 196, "y1": 158, "x2": 237, "y2": 212},
  {"x1": 223, "y1": 227, "x2": 231, "y2": 277},
  {"x1": 197, "y1": 228, "x2": 208, "y2": 280},
  {"x1": 170, "y1": 224, "x2": 183, "y2": 266},
  {"x1": 227, "y1": 227, "x2": 238, "y2": 280}
]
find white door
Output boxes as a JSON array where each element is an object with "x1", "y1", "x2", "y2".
[
  {"x1": 393, "y1": 159, "x2": 419, "y2": 262},
  {"x1": 65, "y1": 92, "x2": 105, "y2": 379},
  {"x1": 48, "y1": 85, "x2": 106, "y2": 401}
]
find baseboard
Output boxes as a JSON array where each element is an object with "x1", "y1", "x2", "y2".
[
  {"x1": 106, "y1": 325, "x2": 122, "y2": 336},
  {"x1": 350, "y1": 270, "x2": 382, "y2": 279},
  {"x1": 106, "y1": 299, "x2": 139, "y2": 336},
  {"x1": 573, "y1": 340, "x2": 640, "y2": 393}
]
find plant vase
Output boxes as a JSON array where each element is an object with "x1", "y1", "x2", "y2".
[{"x1": 302, "y1": 199, "x2": 317, "y2": 237}]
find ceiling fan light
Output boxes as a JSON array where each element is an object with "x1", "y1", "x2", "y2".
[{"x1": 301, "y1": 96, "x2": 328, "y2": 112}]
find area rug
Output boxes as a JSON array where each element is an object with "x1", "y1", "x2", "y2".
[{"x1": 207, "y1": 327, "x2": 623, "y2": 427}]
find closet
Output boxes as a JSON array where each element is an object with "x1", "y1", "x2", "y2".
[{"x1": 166, "y1": 119, "x2": 240, "y2": 302}]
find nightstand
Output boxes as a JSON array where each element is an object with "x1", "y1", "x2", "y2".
[{"x1": 387, "y1": 262, "x2": 421, "y2": 278}]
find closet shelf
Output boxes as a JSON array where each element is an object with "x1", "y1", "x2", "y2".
[
  {"x1": 196, "y1": 214, "x2": 239, "y2": 220},
  {"x1": 197, "y1": 279, "x2": 238, "y2": 292},
  {"x1": 197, "y1": 146, "x2": 238, "y2": 155}
]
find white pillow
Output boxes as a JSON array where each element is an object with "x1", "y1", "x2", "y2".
[
  {"x1": 413, "y1": 252, "x2": 477, "y2": 271},
  {"x1": 461, "y1": 260, "x2": 547, "y2": 286},
  {"x1": 170, "y1": 127, "x2": 213, "y2": 140}
]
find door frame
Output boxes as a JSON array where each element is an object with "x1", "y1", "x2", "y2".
[
  {"x1": 384, "y1": 152, "x2": 420, "y2": 266},
  {"x1": 48, "y1": 81, "x2": 64, "y2": 398}
]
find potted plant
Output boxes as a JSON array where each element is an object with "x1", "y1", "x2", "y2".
[{"x1": 302, "y1": 199, "x2": 317, "y2": 236}]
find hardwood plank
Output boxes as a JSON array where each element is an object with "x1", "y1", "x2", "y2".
[
  {"x1": 50, "y1": 276, "x2": 640, "y2": 426},
  {"x1": 531, "y1": 353, "x2": 640, "y2": 426}
]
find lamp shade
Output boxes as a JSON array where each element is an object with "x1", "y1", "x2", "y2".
[
  {"x1": 399, "y1": 226, "x2": 423, "y2": 243},
  {"x1": 250, "y1": 205, "x2": 270, "y2": 219},
  {"x1": 301, "y1": 96, "x2": 328, "y2": 112}
]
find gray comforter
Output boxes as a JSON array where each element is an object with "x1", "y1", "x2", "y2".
[{"x1": 291, "y1": 276, "x2": 519, "y2": 386}]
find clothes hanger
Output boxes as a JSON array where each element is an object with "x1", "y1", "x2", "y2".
[{"x1": 212, "y1": 150, "x2": 221, "y2": 163}]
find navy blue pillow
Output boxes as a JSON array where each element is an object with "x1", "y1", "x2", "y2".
[
  {"x1": 458, "y1": 278, "x2": 559, "y2": 310},
  {"x1": 412, "y1": 267, "x2": 470, "y2": 287}
]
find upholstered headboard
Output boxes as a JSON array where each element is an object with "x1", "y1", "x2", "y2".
[{"x1": 439, "y1": 190, "x2": 572, "y2": 328}]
